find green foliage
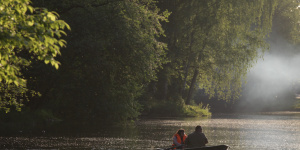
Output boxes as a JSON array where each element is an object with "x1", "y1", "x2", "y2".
[
  {"x1": 28, "y1": 0, "x2": 169, "y2": 124},
  {"x1": 0, "y1": 0, "x2": 70, "y2": 112},
  {"x1": 89, "y1": 0, "x2": 169, "y2": 123},
  {"x1": 156, "y1": 0, "x2": 278, "y2": 103},
  {"x1": 142, "y1": 101, "x2": 184, "y2": 117},
  {"x1": 0, "y1": 84, "x2": 40, "y2": 113},
  {"x1": 183, "y1": 103, "x2": 211, "y2": 117},
  {"x1": 141, "y1": 96, "x2": 210, "y2": 117},
  {"x1": 3, "y1": 0, "x2": 298, "y2": 126},
  {"x1": 273, "y1": 0, "x2": 300, "y2": 44}
]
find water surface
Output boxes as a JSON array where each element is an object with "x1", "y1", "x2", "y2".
[{"x1": 1, "y1": 111, "x2": 300, "y2": 150}]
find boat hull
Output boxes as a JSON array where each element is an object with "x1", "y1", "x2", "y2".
[
  {"x1": 182, "y1": 145, "x2": 229, "y2": 150},
  {"x1": 159, "y1": 145, "x2": 229, "y2": 150}
]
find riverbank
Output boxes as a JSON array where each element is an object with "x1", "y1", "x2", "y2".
[{"x1": 0, "y1": 102, "x2": 211, "y2": 136}]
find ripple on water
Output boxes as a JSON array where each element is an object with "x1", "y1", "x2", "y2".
[{"x1": 1, "y1": 112, "x2": 300, "y2": 149}]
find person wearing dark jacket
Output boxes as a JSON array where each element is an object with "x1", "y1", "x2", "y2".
[{"x1": 185, "y1": 125, "x2": 208, "y2": 148}]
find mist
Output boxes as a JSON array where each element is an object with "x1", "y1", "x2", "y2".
[{"x1": 236, "y1": 33, "x2": 300, "y2": 112}]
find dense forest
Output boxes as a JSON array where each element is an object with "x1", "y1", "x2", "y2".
[{"x1": 1, "y1": 0, "x2": 300, "y2": 129}]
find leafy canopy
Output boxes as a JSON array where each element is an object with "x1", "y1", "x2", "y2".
[
  {"x1": 157, "y1": 0, "x2": 278, "y2": 103},
  {"x1": 0, "y1": 0, "x2": 70, "y2": 112}
]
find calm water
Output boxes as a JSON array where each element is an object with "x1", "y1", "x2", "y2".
[{"x1": 1, "y1": 111, "x2": 300, "y2": 150}]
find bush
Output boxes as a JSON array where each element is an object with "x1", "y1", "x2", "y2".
[
  {"x1": 141, "y1": 96, "x2": 211, "y2": 118},
  {"x1": 183, "y1": 103, "x2": 211, "y2": 117},
  {"x1": 142, "y1": 100, "x2": 184, "y2": 117}
]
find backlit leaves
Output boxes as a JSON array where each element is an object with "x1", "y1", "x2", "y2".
[{"x1": 0, "y1": 0, "x2": 70, "y2": 112}]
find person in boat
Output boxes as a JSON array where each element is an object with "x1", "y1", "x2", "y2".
[
  {"x1": 172, "y1": 129, "x2": 187, "y2": 149},
  {"x1": 185, "y1": 125, "x2": 208, "y2": 148}
]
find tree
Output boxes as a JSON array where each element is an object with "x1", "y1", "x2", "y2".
[
  {"x1": 29, "y1": 0, "x2": 169, "y2": 124},
  {"x1": 0, "y1": 0, "x2": 70, "y2": 112},
  {"x1": 273, "y1": 0, "x2": 300, "y2": 44},
  {"x1": 156, "y1": 0, "x2": 278, "y2": 104}
]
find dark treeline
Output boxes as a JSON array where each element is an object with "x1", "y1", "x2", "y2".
[{"x1": 1, "y1": 0, "x2": 300, "y2": 128}]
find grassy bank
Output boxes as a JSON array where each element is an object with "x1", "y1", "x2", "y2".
[{"x1": 141, "y1": 98, "x2": 211, "y2": 118}]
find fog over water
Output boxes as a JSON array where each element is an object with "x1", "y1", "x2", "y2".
[{"x1": 236, "y1": 33, "x2": 300, "y2": 111}]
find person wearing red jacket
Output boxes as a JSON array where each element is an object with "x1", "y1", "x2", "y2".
[{"x1": 172, "y1": 129, "x2": 187, "y2": 149}]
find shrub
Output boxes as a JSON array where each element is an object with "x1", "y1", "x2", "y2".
[{"x1": 183, "y1": 103, "x2": 211, "y2": 117}]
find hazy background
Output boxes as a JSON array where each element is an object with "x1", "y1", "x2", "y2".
[{"x1": 236, "y1": 31, "x2": 300, "y2": 112}]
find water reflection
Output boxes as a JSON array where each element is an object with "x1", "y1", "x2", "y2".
[{"x1": 1, "y1": 111, "x2": 300, "y2": 150}]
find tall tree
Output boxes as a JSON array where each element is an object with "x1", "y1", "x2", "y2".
[
  {"x1": 30, "y1": 0, "x2": 169, "y2": 123},
  {"x1": 157, "y1": 0, "x2": 278, "y2": 104}
]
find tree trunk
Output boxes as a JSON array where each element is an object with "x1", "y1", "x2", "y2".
[
  {"x1": 186, "y1": 68, "x2": 199, "y2": 105},
  {"x1": 163, "y1": 78, "x2": 168, "y2": 100},
  {"x1": 181, "y1": 61, "x2": 190, "y2": 97},
  {"x1": 182, "y1": 30, "x2": 195, "y2": 99}
]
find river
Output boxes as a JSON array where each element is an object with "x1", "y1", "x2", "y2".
[{"x1": 1, "y1": 111, "x2": 300, "y2": 150}]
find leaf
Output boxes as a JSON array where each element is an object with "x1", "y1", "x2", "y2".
[
  {"x1": 58, "y1": 39, "x2": 66, "y2": 47},
  {"x1": 59, "y1": 30, "x2": 67, "y2": 36},
  {"x1": 54, "y1": 63, "x2": 59, "y2": 69},
  {"x1": 13, "y1": 80, "x2": 19, "y2": 86},
  {"x1": 27, "y1": 5, "x2": 34, "y2": 13},
  {"x1": 27, "y1": 20, "x2": 34, "y2": 26},
  {"x1": 21, "y1": 3, "x2": 28, "y2": 14},
  {"x1": 1, "y1": 60, "x2": 7, "y2": 66},
  {"x1": 44, "y1": 59, "x2": 50, "y2": 64},
  {"x1": 47, "y1": 12, "x2": 56, "y2": 21}
]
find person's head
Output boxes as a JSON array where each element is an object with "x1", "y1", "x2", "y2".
[
  {"x1": 195, "y1": 125, "x2": 202, "y2": 133},
  {"x1": 177, "y1": 129, "x2": 185, "y2": 136}
]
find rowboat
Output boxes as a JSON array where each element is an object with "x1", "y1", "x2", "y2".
[{"x1": 157, "y1": 145, "x2": 229, "y2": 150}]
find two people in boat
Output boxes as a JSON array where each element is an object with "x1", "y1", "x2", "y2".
[{"x1": 172, "y1": 125, "x2": 208, "y2": 149}]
